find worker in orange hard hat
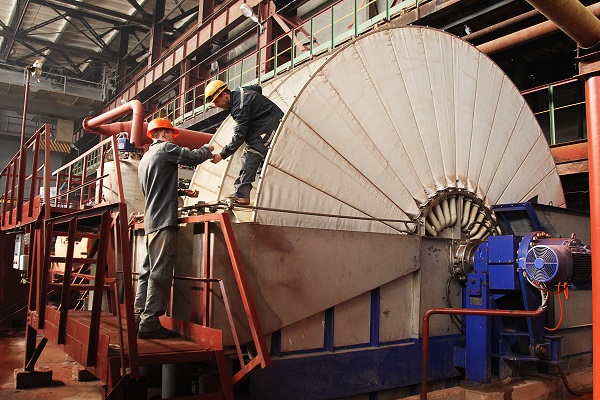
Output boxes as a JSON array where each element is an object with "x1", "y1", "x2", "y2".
[
  {"x1": 135, "y1": 117, "x2": 214, "y2": 339},
  {"x1": 146, "y1": 117, "x2": 180, "y2": 138},
  {"x1": 204, "y1": 79, "x2": 284, "y2": 205}
]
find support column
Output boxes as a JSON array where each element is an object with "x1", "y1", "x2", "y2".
[
  {"x1": 116, "y1": 25, "x2": 130, "y2": 92},
  {"x1": 148, "y1": 0, "x2": 166, "y2": 66},
  {"x1": 200, "y1": 0, "x2": 215, "y2": 25},
  {"x1": 585, "y1": 74, "x2": 600, "y2": 400},
  {"x1": 258, "y1": 1, "x2": 276, "y2": 75},
  {"x1": 179, "y1": 58, "x2": 191, "y2": 118}
]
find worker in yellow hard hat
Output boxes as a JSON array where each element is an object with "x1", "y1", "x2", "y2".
[
  {"x1": 135, "y1": 117, "x2": 214, "y2": 339},
  {"x1": 204, "y1": 79, "x2": 284, "y2": 205}
]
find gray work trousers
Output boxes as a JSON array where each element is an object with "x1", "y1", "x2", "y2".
[
  {"x1": 134, "y1": 227, "x2": 176, "y2": 332},
  {"x1": 233, "y1": 150, "x2": 264, "y2": 199}
]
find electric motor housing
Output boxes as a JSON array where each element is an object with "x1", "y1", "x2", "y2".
[{"x1": 523, "y1": 236, "x2": 591, "y2": 283}]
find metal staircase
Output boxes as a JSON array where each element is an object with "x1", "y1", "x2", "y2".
[{"x1": 2, "y1": 126, "x2": 270, "y2": 399}]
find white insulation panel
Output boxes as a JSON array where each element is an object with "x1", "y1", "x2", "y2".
[{"x1": 189, "y1": 26, "x2": 565, "y2": 234}]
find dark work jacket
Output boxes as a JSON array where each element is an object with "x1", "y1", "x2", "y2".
[
  {"x1": 219, "y1": 85, "x2": 284, "y2": 160},
  {"x1": 138, "y1": 140, "x2": 213, "y2": 234}
]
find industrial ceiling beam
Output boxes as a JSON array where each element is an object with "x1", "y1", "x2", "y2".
[
  {"x1": 124, "y1": 0, "x2": 152, "y2": 22},
  {"x1": 13, "y1": 44, "x2": 61, "y2": 68},
  {"x1": 21, "y1": 15, "x2": 63, "y2": 35},
  {"x1": 170, "y1": 7, "x2": 199, "y2": 26},
  {"x1": 39, "y1": 2, "x2": 102, "y2": 73},
  {"x1": 78, "y1": 16, "x2": 112, "y2": 54},
  {"x1": 107, "y1": 0, "x2": 263, "y2": 111},
  {"x1": 1, "y1": 0, "x2": 31, "y2": 62},
  {"x1": 55, "y1": 48, "x2": 83, "y2": 75},
  {"x1": 0, "y1": 29, "x2": 116, "y2": 62},
  {"x1": 148, "y1": 0, "x2": 166, "y2": 66},
  {"x1": 29, "y1": 0, "x2": 149, "y2": 33},
  {"x1": 36, "y1": 0, "x2": 151, "y2": 27}
]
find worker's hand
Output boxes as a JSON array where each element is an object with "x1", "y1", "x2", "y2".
[
  {"x1": 211, "y1": 153, "x2": 222, "y2": 164},
  {"x1": 178, "y1": 189, "x2": 199, "y2": 197},
  {"x1": 206, "y1": 145, "x2": 214, "y2": 152}
]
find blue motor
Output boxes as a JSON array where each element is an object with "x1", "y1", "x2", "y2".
[{"x1": 521, "y1": 235, "x2": 591, "y2": 284}]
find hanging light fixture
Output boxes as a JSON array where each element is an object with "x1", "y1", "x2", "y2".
[{"x1": 240, "y1": 3, "x2": 264, "y2": 34}]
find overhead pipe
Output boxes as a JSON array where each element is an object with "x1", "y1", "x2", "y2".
[
  {"x1": 525, "y1": 0, "x2": 600, "y2": 49},
  {"x1": 84, "y1": 120, "x2": 213, "y2": 150},
  {"x1": 83, "y1": 100, "x2": 212, "y2": 150},
  {"x1": 464, "y1": 8, "x2": 540, "y2": 42},
  {"x1": 477, "y1": 3, "x2": 600, "y2": 54},
  {"x1": 420, "y1": 306, "x2": 545, "y2": 400}
]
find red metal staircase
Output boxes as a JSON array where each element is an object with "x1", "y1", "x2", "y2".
[{"x1": 2, "y1": 126, "x2": 270, "y2": 399}]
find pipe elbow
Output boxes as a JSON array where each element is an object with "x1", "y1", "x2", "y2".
[
  {"x1": 129, "y1": 99, "x2": 144, "y2": 117},
  {"x1": 82, "y1": 116, "x2": 97, "y2": 133}
]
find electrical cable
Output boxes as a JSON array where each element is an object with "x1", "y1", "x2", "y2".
[
  {"x1": 556, "y1": 363, "x2": 593, "y2": 396},
  {"x1": 445, "y1": 276, "x2": 464, "y2": 331},
  {"x1": 545, "y1": 282, "x2": 569, "y2": 331},
  {"x1": 182, "y1": 202, "x2": 418, "y2": 234}
]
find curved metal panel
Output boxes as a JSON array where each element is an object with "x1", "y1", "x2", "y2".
[{"x1": 188, "y1": 26, "x2": 565, "y2": 233}]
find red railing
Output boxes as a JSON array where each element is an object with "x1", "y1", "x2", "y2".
[
  {"x1": 146, "y1": 0, "x2": 425, "y2": 124},
  {"x1": 49, "y1": 136, "x2": 124, "y2": 210},
  {"x1": 0, "y1": 124, "x2": 51, "y2": 229}
]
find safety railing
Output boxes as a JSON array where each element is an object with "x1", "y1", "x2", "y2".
[
  {"x1": 175, "y1": 211, "x2": 271, "y2": 384},
  {"x1": 522, "y1": 78, "x2": 587, "y2": 145},
  {"x1": 147, "y1": 0, "x2": 425, "y2": 124},
  {"x1": 0, "y1": 124, "x2": 51, "y2": 229},
  {"x1": 49, "y1": 136, "x2": 124, "y2": 210}
]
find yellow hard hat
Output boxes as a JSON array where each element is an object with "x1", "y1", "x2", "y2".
[
  {"x1": 146, "y1": 118, "x2": 179, "y2": 138},
  {"x1": 204, "y1": 79, "x2": 228, "y2": 103}
]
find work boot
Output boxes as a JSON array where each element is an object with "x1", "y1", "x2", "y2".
[
  {"x1": 222, "y1": 195, "x2": 250, "y2": 205},
  {"x1": 138, "y1": 326, "x2": 180, "y2": 339}
]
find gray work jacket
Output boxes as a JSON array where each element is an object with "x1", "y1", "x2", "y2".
[
  {"x1": 220, "y1": 85, "x2": 284, "y2": 160},
  {"x1": 138, "y1": 140, "x2": 212, "y2": 234}
]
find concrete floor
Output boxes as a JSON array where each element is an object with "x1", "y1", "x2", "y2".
[
  {"x1": 0, "y1": 329, "x2": 103, "y2": 400},
  {"x1": 0, "y1": 328, "x2": 593, "y2": 400}
]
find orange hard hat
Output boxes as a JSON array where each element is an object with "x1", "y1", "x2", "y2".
[{"x1": 146, "y1": 118, "x2": 179, "y2": 138}]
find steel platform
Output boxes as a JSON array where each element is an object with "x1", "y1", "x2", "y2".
[{"x1": 30, "y1": 307, "x2": 232, "y2": 399}]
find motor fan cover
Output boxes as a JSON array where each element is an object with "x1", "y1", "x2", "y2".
[{"x1": 524, "y1": 245, "x2": 573, "y2": 283}]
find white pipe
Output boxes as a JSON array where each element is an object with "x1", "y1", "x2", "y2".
[
  {"x1": 461, "y1": 198, "x2": 472, "y2": 229},
  {"x1": 434, "y1": 203, "x2": 446, "y2": 230},
  {"x1": 466, "y1": 203, "x2": 479, "y2": 233},
  {"x1": 425, "y1": 221, "x2": 438, "y2": 237},
  {"x1": 472, "y1": 219, "x2": 490, "y2": 240},
  {"x1": 449, "y1": 196, "x2": 457, "y2": 227},
  {"x1": 428, "y1": 211, "x2": 442, "y2": 234},
  {"x1": 469, "y1": 211, "x2": 486, "y2": 238},
  {"x1": 441, "y1": 198, "x2": 451, "y2": 230}
]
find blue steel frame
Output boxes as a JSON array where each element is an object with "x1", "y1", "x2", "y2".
[
  {"x1": 458, "y1": 234, "x2": 561, "y2": 385},
  {"x1": 492, "y1": 203, "x2": 544, "y2": 235},
  {"x1": 250, "y1": 337, "x2": 461, "y2": 399},
  {"x1": 254, "y1": 285, "x2": 462, "y2": 399}
]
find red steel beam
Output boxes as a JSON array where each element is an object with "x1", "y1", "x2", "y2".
[
  {"x1": 551, "y1": 140, "x2": 588, "y2": 164},
  {"x1": 107, "y1": 0, "x2": 262, "y2": 112},
  {"x1": 585, "y1": 75, "x2": 600, "y2": 400}
]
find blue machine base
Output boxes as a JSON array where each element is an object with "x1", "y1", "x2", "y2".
[{"x1": 247, "y1": 337, "x2": 462, "y2": 400}]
